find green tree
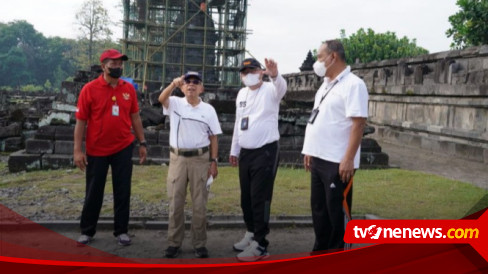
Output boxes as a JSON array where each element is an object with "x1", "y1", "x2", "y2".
[
  {"x1": 46, "y1": 37, "x2": 78, "y2": 88},
  {"x1": 338, "y1": 28, "x2": 429, "y2": 64},
  {"x1": 44, "y1": 79, "x2": 52, "y2": 91},
  {"x1": 446, "y1": 0, "x2": 488, "y2": 49},
  {"x1": 0, "y1": 20, "x2": 78, "y2": 89},
  {"x1": 0, "y1": 20, "x2": 45, "y2": 86},
  {"x1": 73, "y1": 37, "x2": 121, "y2": 69},
  {"x1": 75, "y1": 0, "x2": 113, "y2": 67},
  {"x1": 0, "y1": 47, "x2": 31, "y2": 87}
]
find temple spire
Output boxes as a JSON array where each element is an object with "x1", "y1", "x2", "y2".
[{"x1": 299, "y1": 50, "x2": 315, "y2": 72}]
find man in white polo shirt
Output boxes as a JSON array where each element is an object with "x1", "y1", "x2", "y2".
[
  {"x1": 302, "y1": 40, "x2": 368, "y2": 252},
  {"x1": 158, "y1": 71, "x2": 222, "y2": 259},
  {"x1": 229, "y1": 58, "x2": 287, "y2": 261}
]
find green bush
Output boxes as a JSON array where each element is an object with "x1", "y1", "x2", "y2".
[{"x1": 20, "y1": 84, "x2": 44, "y2": 92}]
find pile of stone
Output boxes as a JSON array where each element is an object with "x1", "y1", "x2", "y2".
[
  {"x1": 7, "y1": 125, "x2": 174, "y2": 172},
  {"x1": 0, "y1": 89, "x2": 60, "y2": 154},
  {"x1": 0, "y1": 122, "x2": 24, "y2": 153},
  {"x1": 8, "y1": 125, "x2": 75, "y2": 172},
  {"x1": 59, "y1": 65, "x2": 102, "y2": 105}
]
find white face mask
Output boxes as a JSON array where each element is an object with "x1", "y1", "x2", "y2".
[
  {"x1": 242, "y1": 72, "x2": 261, "y2": 87},
  {"x1": 313, "y1": 60, "x2": 326, "y2": 77},
  {"x1": 313, "y1": 55, "x2": 334, "y2": 77}
]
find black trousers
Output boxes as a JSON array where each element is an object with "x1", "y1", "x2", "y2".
[
  {"x1": 310, "y1": 157, "x2": 353, "y2": 251},
  {"x1": 238, "y1": 141, "x2": 279, "y2": 248},
  {"x1": 80, "y1": 143, "x2": 134, "y2": 237}
]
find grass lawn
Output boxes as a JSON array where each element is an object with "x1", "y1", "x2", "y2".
[{"x1": 0, "y1": 162, "x2": 486, "y2": 220}]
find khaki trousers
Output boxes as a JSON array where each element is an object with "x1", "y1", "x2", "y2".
[{"x1": 166, "y1": 151, "x2": 210, "y2": 248}]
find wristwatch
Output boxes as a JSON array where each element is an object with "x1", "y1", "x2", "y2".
[
  {"x1": 210, "y1": 158, "x2": 218, "y2": 164},
  {"x1": 139, "y1": 140, "x2": 147, "y2": 147}
]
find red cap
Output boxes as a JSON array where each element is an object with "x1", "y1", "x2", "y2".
[{"x1": 99, "y1": 49, "x2": 128, "y2": 63}]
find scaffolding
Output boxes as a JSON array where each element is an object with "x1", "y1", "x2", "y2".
[{"x1": 122, "y1": 0, "x2": 248, "y2": 93}]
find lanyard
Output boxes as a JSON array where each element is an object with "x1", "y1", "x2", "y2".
[
  {"x1": 317, "y1": 80, "x2": 339, "y2": 107},
  {"x1": 242, "y1": 85, "x2": 261, "y2": 116}
]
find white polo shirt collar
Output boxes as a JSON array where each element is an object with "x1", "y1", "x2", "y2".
[
  {"x1": 323, "y1": 66, "x2": 351, "y2": 87},
  {"x1": 183, "y1": 97, "x2": 202, "y2": 108}
]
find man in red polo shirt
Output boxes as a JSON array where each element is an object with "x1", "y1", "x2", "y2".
[{"x1": 74, "y1": 49, "x2": 147, "y2": 246}]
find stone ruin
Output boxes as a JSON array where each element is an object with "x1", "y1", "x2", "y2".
[
  {"x1": 0, "y1": 89, "x2": 69, "y2": 156},
  {"x1": 3, "y1": 58, "x2": 389, "y2": 172},
  {"x1": 356, "y1": 45, "x2": 488, "y2": 164}
]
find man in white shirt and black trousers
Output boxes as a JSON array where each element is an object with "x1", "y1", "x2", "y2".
[
  {"x1": 158, "y1": 71, "x2": 222, "y2": 259},
  {"x1": 302, "y1": 40, "x2": 368, "y2": 252},
  {"x1": 229, "y1": 58, "x2": 287, "y2": 261}
]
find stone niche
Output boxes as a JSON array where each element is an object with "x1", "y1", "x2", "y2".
[{"x1": 353, "y1": 45, "x2": 488, "y2": 163}]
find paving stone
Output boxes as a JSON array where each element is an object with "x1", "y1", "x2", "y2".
[
  {"x1": 0, "y1": 123, "x2": 21, "y2": 138},
  {"x1": 42, "y1": 154, "x2": 73, "y2": 170},
  {"x1": 54, "y1": 141, "x2": 75, "y2": 155},
  {"x1": 158, "y1": 131, "x2": 170, "y2": 146},
  {"x1": 3, "y1": 137, "x2": 23, "y2": 152},
  {"x1": 144, "y1": 130, "x2": 159, "y2": 145},
  {"x1": 25, "y1": 139, "x2": 54, "y2": 154},
  {"x1": 8, "y1": 150, "x2": 42, "y2": 172},
  {"x1": 55, "y1": 126, "x2": 74, "y2": 141},
  {"x1": 35, "y1": 126, "x2": 57, "y2": 140}
]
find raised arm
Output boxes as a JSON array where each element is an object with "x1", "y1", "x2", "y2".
[
  {"x1": 159, "y1": 76, "x2": 184, "y2": 109},
  {"x1": 263, "y1": 58, "x2": 287, "y2": 100}
]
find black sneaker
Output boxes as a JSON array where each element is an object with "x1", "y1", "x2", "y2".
[
  {"x1": 165, "y1": 246, "x2": 181, "y2": 258},
  {"x1": 194, "y1": 247, "x2": 209, "y2": 258}
]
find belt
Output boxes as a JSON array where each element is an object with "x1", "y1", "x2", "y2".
[{"x1": 170, "y1": 146, "x2": 209, "y2": 157}]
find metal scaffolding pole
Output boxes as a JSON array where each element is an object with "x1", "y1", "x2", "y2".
[{"x1": 122, "y1": 0, "x2": 249, "y2": 97}]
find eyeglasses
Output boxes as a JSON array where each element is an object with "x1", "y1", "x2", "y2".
[{"x1": 184, "y1": 79, "x2": 201, "y2": 85}]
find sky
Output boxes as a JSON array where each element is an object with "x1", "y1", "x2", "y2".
[{"x1": 0, "y1": 0, "x2": 459, "y2": 74}]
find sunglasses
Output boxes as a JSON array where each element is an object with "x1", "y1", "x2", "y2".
[{"x1": 184, "y1": 79, "x2": 201, "y2": 85}]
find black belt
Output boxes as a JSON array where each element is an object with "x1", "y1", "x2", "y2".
[{"x1": 170, "y1": 146, "x2": 209, "y2": 157}]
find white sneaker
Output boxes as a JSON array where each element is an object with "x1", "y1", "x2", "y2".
[
  {"x1": 236, "y1": 241, "x2": 270, "y2": 262},
  {"x1": 117, "y1": 233, "x2": 132, "y2": 246},
  {"x1": 233, "y1": 231, "x2": 254, "y2": 251},
  {"x1": 77, "y1": 234, "x2": 92, "y2": 246}
]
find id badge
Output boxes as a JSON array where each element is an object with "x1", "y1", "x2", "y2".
[
  {"x1": 308, "y1": 109, "x2": 319, "y2": 124},
  {"x1": 112, "y1": 105, "x2": 119, "y2": 116},
  {"x1": 241, "y1": 116, "x2": 249, "y2": 130}
]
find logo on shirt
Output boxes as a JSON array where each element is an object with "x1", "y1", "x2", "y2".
[
  {"x1": 123, "y1": 93, "x2": 130, "y2": 100},
  {"x1": 239, "y1": 101, "x2": 246, "y2": 108}
]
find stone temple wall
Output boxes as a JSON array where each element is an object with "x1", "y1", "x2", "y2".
[
  {"x1": 284, "y1": 45, "x2": 488, "y2": 164},
  {"x1": 14, "y1": 45, "x2": 488, "y2": 171}
]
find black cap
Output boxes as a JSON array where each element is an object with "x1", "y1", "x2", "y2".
[
  {"x1": 239, "y1": 58, "x2": 262, "y2": 72},
  {"x1": 183, "y1": 71, "x2": 202, "y2": 81}
]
